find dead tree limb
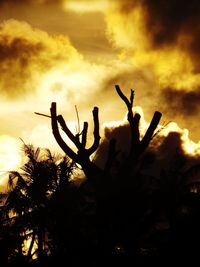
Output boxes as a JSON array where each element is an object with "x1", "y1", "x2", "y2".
[
  {"x1": 50, "y1": 102, "x2": 102, "y2": 183},
  {"x1": 140, "y1": 111, "x2": 162, "y2": 154},
  {"x1": 50, "y1": 102, "x2": 78, "y2": 162},
  {"x1": 50, "y1": 86, "x2": 162, "y2": 183},
  {"x1": 87, "y1": 107, "x2": 100, "y2": 155},
  {"x1": 115, "y1": 85, "x2": 162, "y2": 160}
]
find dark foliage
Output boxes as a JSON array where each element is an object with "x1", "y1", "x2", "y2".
[{"x1": 0, "y1": 85, "x2": 200, "y2": 266}]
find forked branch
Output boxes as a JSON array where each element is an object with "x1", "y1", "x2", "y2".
[
  {"x1": 49, "y1": 85, "x2": 162, "y2": 182},
  {"x1": 50, "y1": 102, "x2": 78, "y2": 161},
  {"x1": 140, "y1": 111, "x2": 162, "y2": 153},
  {"x1": 115, "y1": 84, "x2": 162, "y2": 159},
  {"x1": 50, "y1": 103, "x2": 101, "y2": 168},
  {"x1": 87, "y1": 107, "x2": 101, "y2": 155}
]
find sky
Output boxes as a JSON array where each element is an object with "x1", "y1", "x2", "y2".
[{"x1": 0, "y1": 0, "x2": 200, "y2": 189}]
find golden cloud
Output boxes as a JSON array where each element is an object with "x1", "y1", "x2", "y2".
[
  {"x1": 105, "y1": 1, "x2": 200, "y2": 90},
  {"x1": 161, "y1": 87, "x2": 200, "y2": 116},
  {"x1": 103, "y1": 0, "x2": 200, "y2": 143},
  {"x1": 0, "y1": 135, "x2": 22, "y2": 191},
  {"x1": 63, "y1": 0, "x2": 111, "y2": 13},
  {"x1": 0, "y1": 19, "x2": 81, "y2": 98}
]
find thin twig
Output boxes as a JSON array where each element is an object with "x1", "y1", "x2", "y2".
[
  {"x1": 75, "y1": 105, "x2": 80, "y2": 134},
  {"x1": 34, "y1": 112, "x2": 51, "y2": 118}
]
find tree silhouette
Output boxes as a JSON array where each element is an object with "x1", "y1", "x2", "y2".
[
  {"x1": 1, "y1": 143, "x2": 75, "y2": 265},
  {"x1": 50, "y1": 85, "x2": 162, "y2": 181},
  {"x1": 49, "y1": 85, "x2": 162, "y2": 263},
  {"x1": 0, "y1": 84, "x2": 199, "y2": 266}
]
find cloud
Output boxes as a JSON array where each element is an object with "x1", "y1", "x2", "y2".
[
  {"x1": 0, "y1": 0, "x2": 199, "y2": 191},
  {"x1": 104, "y1": 0, "x2": 200, "y2": 142},
  {"x1": 110, "y1": 0, "x2": 200, "y2": 60},
  {"x1": 0, "y1": 19, "x2": 80, "y2": 98},
  {"x1": 63, "y1": 0, "x2": 111, "y2": 13},
  {"x1": 161, "y1": 87, "x2": 200, "y2": 116},
  {"x1": 94, "y1": 106, "x2": 200, "y2": 179},
  {"x1": 0, "y1": 0, "x2": 63, "y2": 5},
  {"x1": 21, "y1": 123, "x2": 58, "y2": 151},
  {"x1": 0, "y1": 135, "x2": 22, "y2": 191},
  {"x1": 105, "y1": 1, "x2": 200, "y2": 88},
  {"x1": 141, "y1": 1, "x2": 200, "y2": 48},
  {"x1": 139, "y1": 0, "x2": 200, "y2": 73}
]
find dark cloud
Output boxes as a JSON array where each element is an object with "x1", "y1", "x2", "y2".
[
  {"x1": 161, "y1": 87, "x2": 200, "y2": 116},
  {"x1": 94, "y1": 122, "x2": 130, "y2": 170},
  {"x1": 156, "y1": 131, "x2": 184, "y2": 158},
  {"x1": 142, "y1": 0, "x2": 200, "y2": 71},
  {"x1": 0, "y1": 0, "x2": 25, "y2": 3},
  {"x1": 0, "y1": 19, "x2": 80, "y2": 99},
  {"x1": 116, "y1": 0, "x2": 200, "y2": 69},
  {"x1": 0, "y1": 35, "x2": 43, "y2": 61},
  {"x1": 106, "y1": 1, "x2": 200, "y2": 141},
  {"x1": 142, "y1": 0, "x2": 200, "y2": 45},
  {"x1": 148, "y1": 131, "x2": 200, "y2": 178},
  {"x1": 0, "y1": 0, "x2": 62, "y2": 5},
  {"x1": 0, "y1": 34, "x2": 45, "y2": 98},
  {"x1": 94, "y1": 120, "x2": 200, "y2": 181}
]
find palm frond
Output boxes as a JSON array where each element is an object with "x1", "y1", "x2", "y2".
[
  {"x1": 44, "y1": 148, "x2": 54, "y2": 161},
  {"x1": 5, "y1": 189, "x2": 30, "y2": 214},
  {"x1": 8, "y1": 171, "x2": 22, "y2": 190},
  {"x1": 21, "y1": 162, "x2": 35, "y2": 176},
  {"x1": 22, "y1": 143, "x2": 40, "y2": 163}
]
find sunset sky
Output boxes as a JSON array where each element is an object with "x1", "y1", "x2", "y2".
[{"x1": 0, "y1": 0, "x2": 200, "y2": 188}]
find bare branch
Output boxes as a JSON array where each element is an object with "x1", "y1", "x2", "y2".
[
  {"x1": 50, "y1": 102, "x2": 78, "y2": 161},
  {"x1": 75, "y1": 105, "x2": 80, "y2": 134},
  {"x1": 116, "y1": 85, "x2": 141, "y2": 155},
  {"x1": 87, "y1": 106, "x2": 101, "y2": 156},
  {"x1": 140, "y1": 111, "x2": 162, "y2": 153},
  {"x1": 152, "y1": 121, "x2": 172, "y2": 139},
  {"x1": 81, "y1": 121, "x2": 88, "y2": 148},
  {"x1": 130, "y1": 89, "x2": 134, "y2": 106},
  {"x1": 34, "y1": 112, "x2": 51, "y2": 118},
  {"x1": 57, "y1": 115, "x2": 82, "y2": 149},
  {"x1": 115, "y1": 84, "x2": 131, "y2": 108}
]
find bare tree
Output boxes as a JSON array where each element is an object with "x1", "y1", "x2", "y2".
[
  {"x1": 49, "y1": 85, "x2": 162, "y2": 261},
  {"x1": 50, "y1": 85, "x2": 162, "y2": 185}
]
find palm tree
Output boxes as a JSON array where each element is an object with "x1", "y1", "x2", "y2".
[{"x1": 2, "y1": 143, "x2": 75, "y2": 264}]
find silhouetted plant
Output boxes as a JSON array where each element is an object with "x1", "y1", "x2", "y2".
[
  {"x1": 49, "y1": 85, "x2": 162, "y2": 263},
  {"x1": 1, "y1": 143, "x2": 75, "y2": 265},
  {"x1": 2, "y1": 84, "x2": 199, "y2": 266}
]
